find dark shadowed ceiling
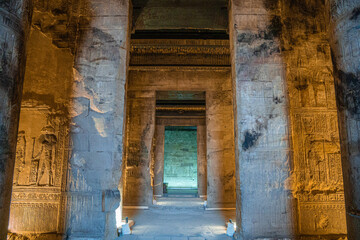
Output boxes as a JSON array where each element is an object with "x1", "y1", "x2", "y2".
[{"x1": 132, "y1": 0, "x2": 228, "y2": 36}]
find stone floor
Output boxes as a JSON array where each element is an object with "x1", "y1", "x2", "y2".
[{"x1": 118, "y1": 197, "x2": 235, "y2": 240}]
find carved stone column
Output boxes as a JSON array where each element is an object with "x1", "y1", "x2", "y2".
[
  {"x1": 328, "y1": 0, "x2": 360, "y2": 238},
  {"x1": 206, "y1": 85, "x2": 236, "y2": 209},
  {"x1": 0, "y1": 1, "x2": 30, "y2": 238},
  {"x1": 65, "y1": 0, "x2": 131, "y2": 239},
  {"x1": 229, "y1": 0, "x2": 295, "y2": 238},
  {"x1": 197, "y1": 125, "x2": 206, "y2": 198},
  {"x1": 154, "y1": 125, "x2": 165, "y2": 197}
]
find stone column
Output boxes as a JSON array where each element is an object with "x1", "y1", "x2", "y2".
[
  {"x1": 0, "y1": 1, "x2": 30, "y2": 238},
  {"x1": 229, "y1": 0, "x2": 294, "y2": 238},
  {"x1": 123, "y1": 90, "x2": 155, "y2": 206},
  {"x1": 154, "y1": 125, "x2": 165, "y2": 196},
  {"x1": 206, "y1": 89, "x2": 236, "y2": 209},
  {"x1": 197, "y1": 125, "x2": 207, "y2": 197},
  {"x1": 65, "y1": 0, "x2": 131, "y2": 239},
  {"x1": 328, "y1": 0, "x2": 360, "y2": 238}
]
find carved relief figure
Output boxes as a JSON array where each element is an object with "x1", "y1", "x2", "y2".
[
  {"x1": 302, "y1": 115, "x2": 341, "y2": 186},
  {"x1": 296, "y1": 74, "x2": 327, "y2": 107},
  {"x1": 13, "y1": 131, "x2": 26, "y2": 185},
  {"x1": 32, "y1": 125, "x2": 57, "y2": 186}
]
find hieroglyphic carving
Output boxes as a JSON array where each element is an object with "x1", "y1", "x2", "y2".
[
  {"x1": 13, "y1": 131, "x2": 26, "y2": 185},
  {"x1": 9, "y1": 105, "x2": 69, "y2": 234},
  {"x1": 293, "y1": 111, "x2": 345, "y2": 234},
  {"x1": 299, "y1": 201, "x2": 346, "y2": 234},
  {"x1": 297, "y1": 113, "x2": 342, "y2": 188},
  {"x1": 11, "y1": 192, "x2": 61, "y2": 201},
  {"x1": 130, "y1": 39, "x2": 230, "y2": 66},
  {"x1": 10, "y1": 202, "x2": 59, "y2": 208},
  {"x1": 294, "y1": 73, "x2": 327, "y2": 108}
]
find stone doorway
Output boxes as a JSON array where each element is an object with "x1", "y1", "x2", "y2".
[
  {"x1": 153, "y1": 91, "x2": 207, "y2": 200},
  {"x1": 163, "y1": 126, "x2": 199, "y2": 197}
]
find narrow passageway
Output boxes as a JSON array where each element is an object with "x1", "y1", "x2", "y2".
[{"x1": 120, "y1": 197, "x2": 235, "y2": 240}]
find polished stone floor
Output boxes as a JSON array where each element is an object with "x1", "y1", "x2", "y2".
[{"x1": 119, "y1": 197, "x2": 235, "y2": 240}]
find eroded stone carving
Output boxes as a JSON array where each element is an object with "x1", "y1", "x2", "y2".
[
  {"x1": 13, "y1": 131, "x2": 26, "y2": 185},
  {"x1": 32, "y1": 125, "x2": 57, "y2": 186},
  {"x1": 9, "y1": 105, "x2": 68, "y2": 235}
]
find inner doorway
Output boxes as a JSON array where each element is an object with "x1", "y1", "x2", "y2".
[{"x1": 163, "y1": 126, "x2": 198, "y2": 197}]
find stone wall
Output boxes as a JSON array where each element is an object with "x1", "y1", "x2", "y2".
[{"x1": 123, "y1": 67, "x2": 236, "y2": 208}]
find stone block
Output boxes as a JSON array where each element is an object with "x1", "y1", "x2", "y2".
[
  {"x1": 66, "y1": 193, "x2": 105, "y2": 235},
  {"x1": 89, "y1": 134, "x2": 115, "y2": 152},
  {"x1": 80, "y1": 0, "x2": 130, "y2": 16},
  {"x1": 72, "y1": 134, "x2": 90, "y2": 151}
]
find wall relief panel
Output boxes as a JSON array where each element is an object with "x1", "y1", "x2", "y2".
[
  {"x1": 9, "y1": 104, "x2": 69, "y2": 234},
  {"x1": 292, "y1": 112, "x2": 345, "y2": 235},
  {"x1": 276, "y1": 0, "x2": 347, "y2": 235}
]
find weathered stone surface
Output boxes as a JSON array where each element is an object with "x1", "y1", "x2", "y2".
[
  {"x1": 66, "y1": 0, "x2": 131, "y2": 239},
  {"x1": 123, "y1": 90, "x2": 155, "y2": 206},
  {"x1": 6, "y1": 0, "x2": 131, "y2": 239},
  {"x1": 230, "y1": 0, "x2": 294, "y2": 238},
  {"x1": 280, "y1": 0, "x2": 346, "y2": 236},
  {"x1": 0, "y1": 0, "x2": 31, "y2": 238},
  {"x1": 230, "y1": 0, "x2": 349, "y2": 238},
  {"x1": 206, "y1": 90, "x2": 236, "y2": 208},
  {"x1": 328, "y1": 0, "x2": 360, "y2": 238},
  {"x1": 9, "y1": 105, "x2": 68, "y2": 234},
  {"x1": 197, "y1": 125, "x2": 207, "y2": 197},
  {"x1": 6, "y1": 3, "x2": 73, "y2": 238},
  {"x1": 7, "y1": 4, "x2": 74, "y2": 236},
  {"x1": 153, "y1": 125, "x2": 165, "y2": 196},
  {"x1": 130, "y1": 39, "x2": 230, "y2": 66}
]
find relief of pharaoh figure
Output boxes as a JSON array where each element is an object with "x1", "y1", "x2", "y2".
[
  {"x1": 13, "y1": 130, "x2": 26, "y2": 185},
  {"x1": 33, "y1": 125, "x2": 57, "y2": 186}
]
